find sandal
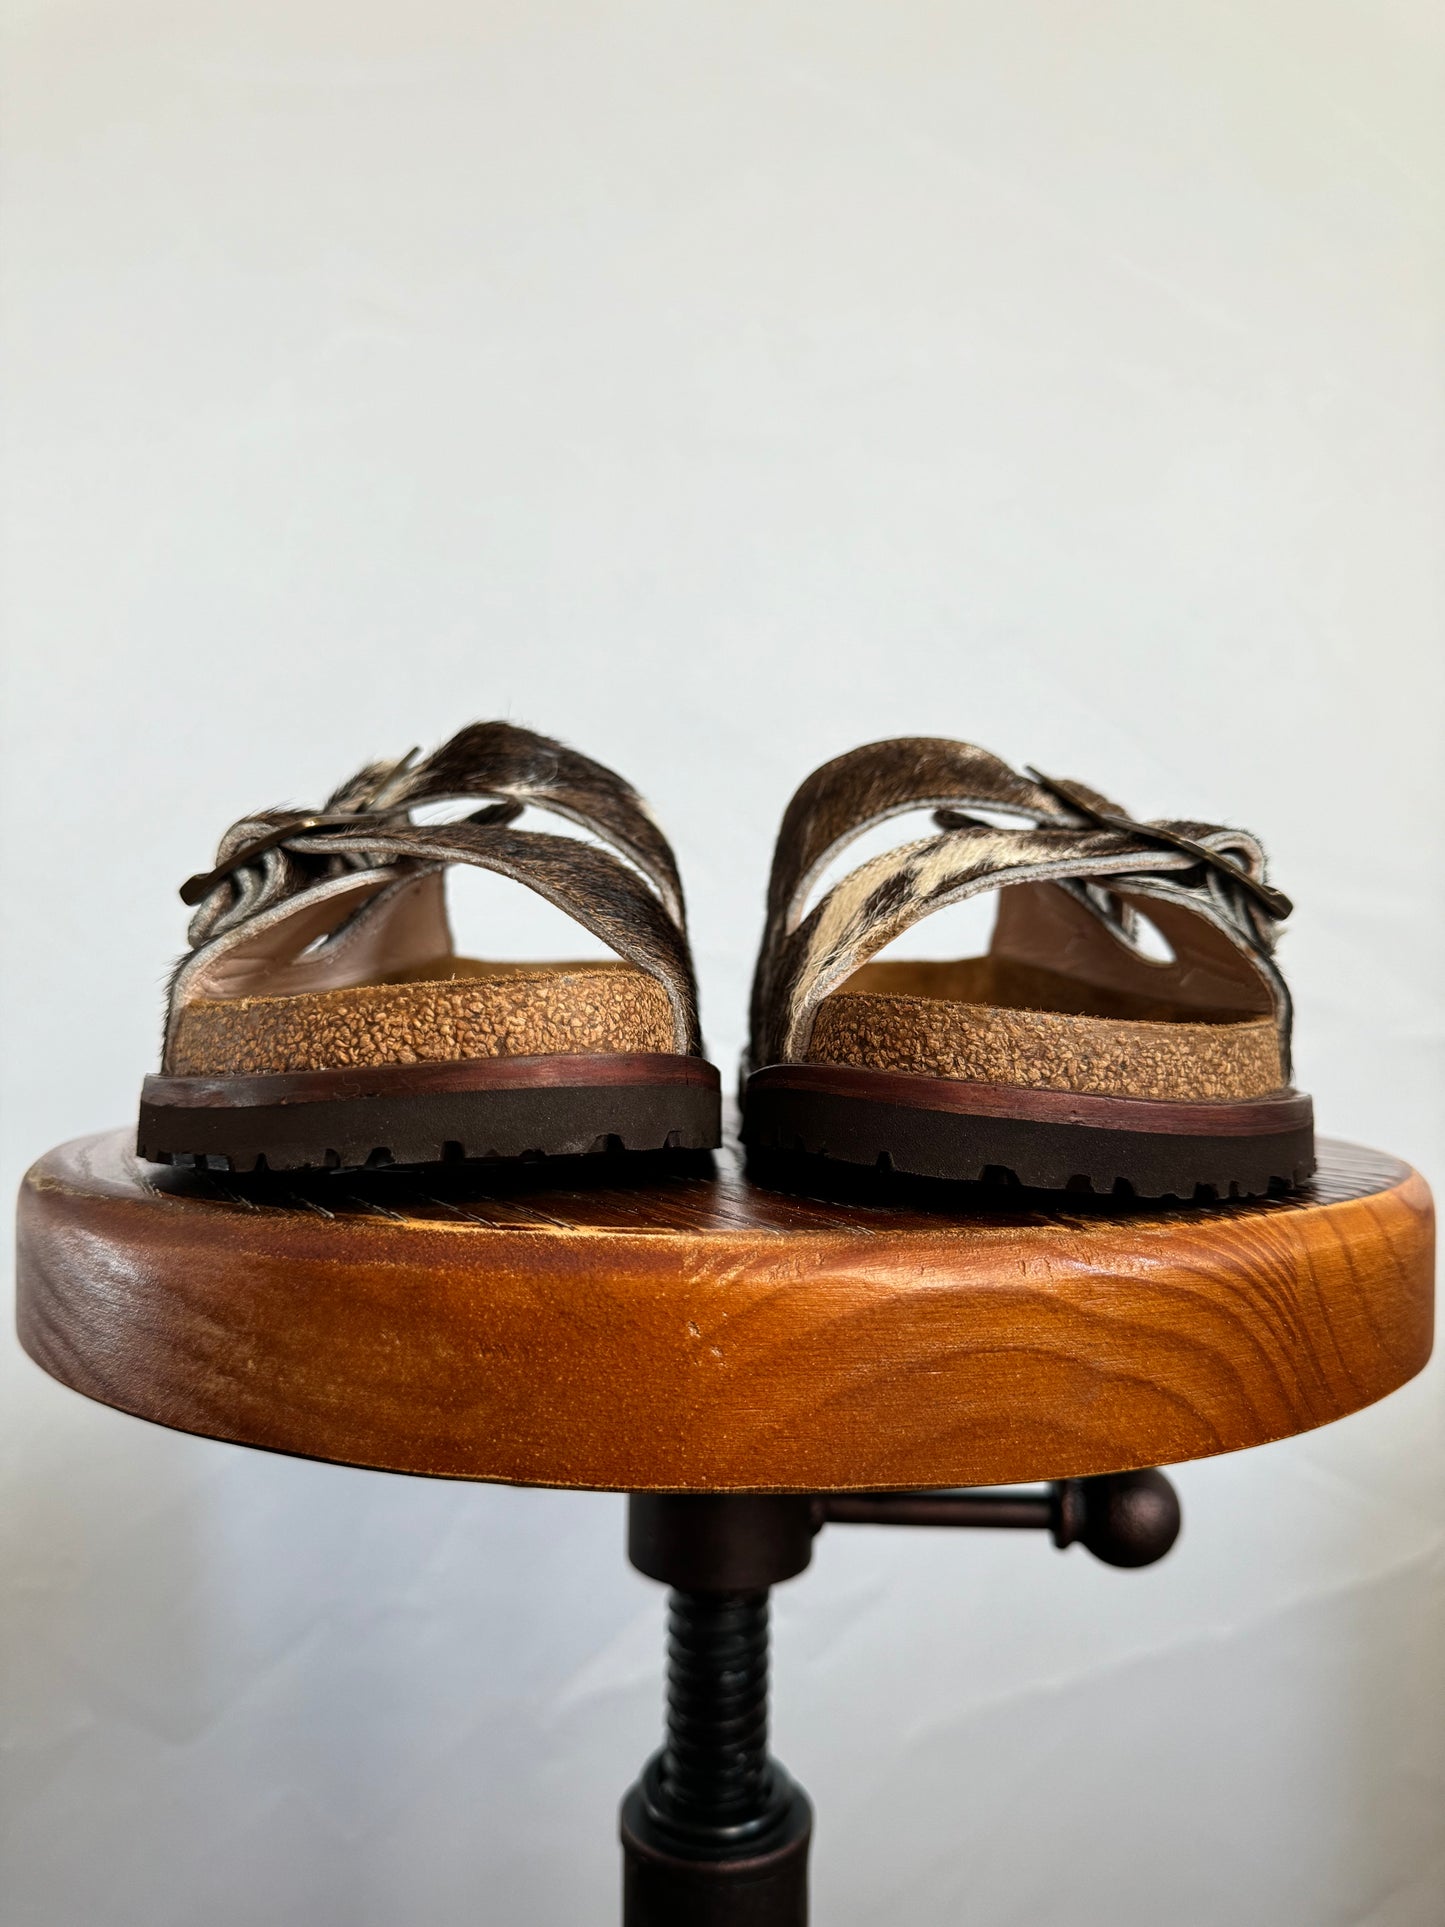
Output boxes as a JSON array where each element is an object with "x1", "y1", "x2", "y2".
[
  {"x1": 138, "y1": 723, "x2": 720, "y2": 1172},
  {"x1": 742, "y1": 738, "x2": 1314, "y2": 1199}
]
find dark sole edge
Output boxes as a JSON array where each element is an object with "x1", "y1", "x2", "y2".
[
  {"x1": 741, "y1": 1072, "x2": 1316, "y2": 1201},
  {"x1": 138, "y1": 1057, "x2": 723, "y2": 1173}
]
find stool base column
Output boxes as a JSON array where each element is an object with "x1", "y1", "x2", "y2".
[{"x1": 620, "y1": 1776, "x2": 812, "y2": 1927}]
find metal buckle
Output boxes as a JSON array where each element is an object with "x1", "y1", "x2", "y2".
[{"x1": 1024, "y1": 768, "x2": 1293, "y2": 921}]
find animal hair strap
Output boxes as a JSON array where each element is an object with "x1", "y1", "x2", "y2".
[{"x1": 1024, "y1": 768, "x2": 1292, "y2": 921}]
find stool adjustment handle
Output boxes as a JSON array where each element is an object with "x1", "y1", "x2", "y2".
[{"x1": 818, "y1": 1467, "x2": 1182, "y2": 1569}]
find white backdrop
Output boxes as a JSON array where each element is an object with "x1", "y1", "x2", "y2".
[{"x1": 3, "y1": 4, "x2": 1442, "y2": 1923}]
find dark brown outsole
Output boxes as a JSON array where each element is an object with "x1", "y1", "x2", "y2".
[
  {"x1": 742, "y1": 1064, "x2": 1315, "y2": 1201},
  {"x1": 138, "y1": 1053, "x2": 722, "y2": 1174}
]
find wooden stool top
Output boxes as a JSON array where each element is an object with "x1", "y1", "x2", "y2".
[{"x1": 17, "y1": 1131, "x2": 1433, "y2": 1492}]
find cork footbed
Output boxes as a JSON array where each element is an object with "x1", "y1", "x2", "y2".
[
  {"x1": 805, "y1": 957, "x2": 1284, "y2": 1102},
  {"x1": 169, "y1": 958, "x2": 676, "y2": 1077}
]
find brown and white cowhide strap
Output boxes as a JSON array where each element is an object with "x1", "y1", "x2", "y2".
[
  {"x1": 168, "y1": 724, "x2": 702, "y2": 1060},
  {"x1": 748, "y1": 737, "x2": 1294, "y2": 1077}
]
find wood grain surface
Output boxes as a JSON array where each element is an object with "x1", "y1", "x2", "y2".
[{"x1": 15, "y1": 1130, "x2": 1434, "y2": 1492}]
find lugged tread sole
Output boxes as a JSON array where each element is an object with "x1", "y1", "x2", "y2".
[
  {"x1": 742, "y1": 1065, "x2": 1315, "y2": 1202},
  {"x1": 138, "y1": 1053, "x2": 722, "y2": 1174}
]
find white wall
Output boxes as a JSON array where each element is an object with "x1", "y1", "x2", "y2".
[{"x1": 3, "y1": 4, "x2": 1442, "y2": 1922}]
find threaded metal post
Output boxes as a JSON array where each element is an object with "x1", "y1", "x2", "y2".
[
  {"x1": 655, "y1": 1590, "x2": 773, "y2": 1835},
  {"x1": 621, "y1": 1498, "x2": 814, "y2": 1922}
]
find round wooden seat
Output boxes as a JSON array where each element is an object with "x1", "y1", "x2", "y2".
[{"x1": 16, "y1": 1130, "x2": 1433, "y2": 1492}]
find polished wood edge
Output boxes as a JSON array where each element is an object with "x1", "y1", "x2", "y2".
[
  {"x1": 141, "y1": 1052, "x2": 722, "y2": 1109},
  {"x1": 13, "y1": 1134, "x2": 1434, "y2": 1491},
  {"x1": 15, "y1": 1166, "x2": 1434, "y2": 1494},
  {"x1": 748, "y1": 1063, "x2": 1313, "y2": 1137}
]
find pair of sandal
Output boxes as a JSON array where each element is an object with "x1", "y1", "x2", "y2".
[{"x1": 139, "y1": 724, "x2": 1314, "y2": 1200}]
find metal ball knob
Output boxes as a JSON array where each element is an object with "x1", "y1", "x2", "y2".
[{"x1": 1052, "y1": 1469, "x2": 1182, "y2": 1567}]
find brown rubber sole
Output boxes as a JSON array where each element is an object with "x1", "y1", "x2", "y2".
[
  {"x1": 138, "y1": 1053, "x2": 722, "y2": 1174},
  {"x1": 742, "y1": 1063, "x2": 1315, "y2": 1200}
]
